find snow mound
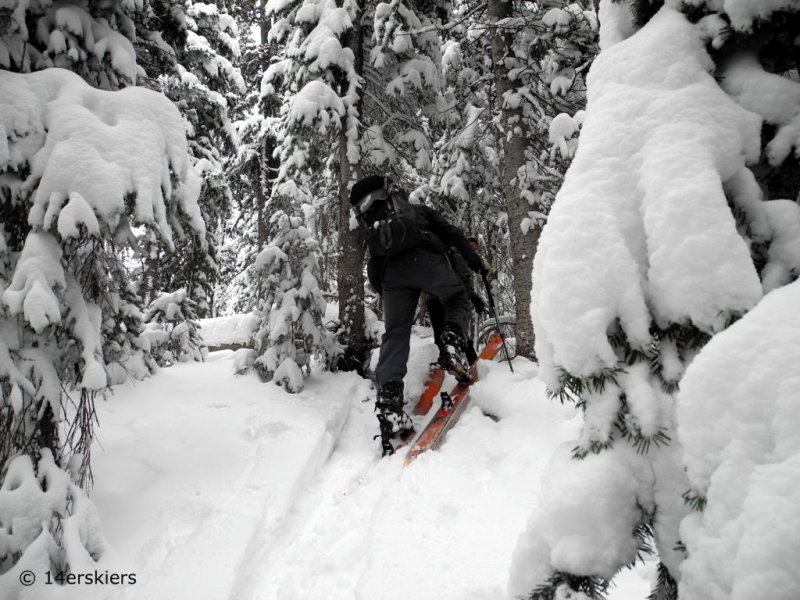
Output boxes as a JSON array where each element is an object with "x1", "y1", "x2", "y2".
[
  {"x1": 677, "y1": 278, "x2": 800, "y2": 600},
  {"x1": 0, "y1": 450, "x2": 112, "y2": 600},
  {"x1": 198, "y1": 313, "x2": 260, "y2": 347}
]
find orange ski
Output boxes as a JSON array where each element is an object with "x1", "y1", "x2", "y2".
[
  {"x1": 413, "y1": 367, "x2": 445, "y2": 415},
  {"x1": 404, "y1": 333, "x2": 504, "y2": 466}
]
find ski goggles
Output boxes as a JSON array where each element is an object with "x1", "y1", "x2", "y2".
[{"x1": 353, "y1": 188, "x2": 389, "y2": 218}]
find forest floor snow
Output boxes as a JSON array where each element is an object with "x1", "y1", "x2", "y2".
[{"x1": 86, "y1": 329, "x2": 652, "y2": 600}]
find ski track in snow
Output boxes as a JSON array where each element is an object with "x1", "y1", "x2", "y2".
[
  {"x1": 230, "y1": 354, "x2": 585, "y2": 600},
  {"x1": 230, "y1": 394, "x2": 395, "y2": 600}
]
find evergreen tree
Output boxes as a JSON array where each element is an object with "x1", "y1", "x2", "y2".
[
  {"x1": 262, "y1": 0, "x2": 367, "y2": 368},
  {"x1": 428, "y1": 0, "x2": 514, "y2": 317},
  {"x1": 143, "y1": 288, "x2": 206, "y2": 366},
  {"x1": 78, "y1": 232, "x2": 158, "y2": 387},
  {"x1": 365, "y1": 0, "x2": 444, "y2": 175},
  {"x1": 217, "y1": 0, "x2": 282, "y2": 316},
  {"x1": 262, "y1": 0, "x2": 457, "y2": 370},
  {"x1": 138, "y1": 1, "x2": 244, "y2": 317},
  {"x1": 420, "y1": 0, "x2": 596, "y2": 337},
  {"x1": 216, "y1": 202, "x2": 265, "y2": 314},
  {"x1": 251, "y1": 207, "x2": 333, "y2": 393},
  {"x1": 511, "y1": 2, "x2": 800, "y2": 599},
  {"x1": 487, "y1": 0, "x2": 597, "y2": 359},
  {"x1": 0, "y1": 0, "x2": 206, "y2": 574},
  {"x1": 0, "y1": 0, "x2": 141, "y2": 87}
]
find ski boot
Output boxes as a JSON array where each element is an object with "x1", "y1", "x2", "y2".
[
  {"x1": 440, "y1": 324, "x2": 471, "y2": 384},
  {"x1": 374, "y1": 380, "x2": 414, "y2": 456},
  {"x1": 434, "y1": 354, "x2": 449, "y2": 371}
]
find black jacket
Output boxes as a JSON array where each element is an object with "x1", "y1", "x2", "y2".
[{"x1": 367, "y1": 205, "x2": 481, "y2": 293}]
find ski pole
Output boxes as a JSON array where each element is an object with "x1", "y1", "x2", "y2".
[{"x1": 481, "y1": 272, "x2": 514, "y2": 373}]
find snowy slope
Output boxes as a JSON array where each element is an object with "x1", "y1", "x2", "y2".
[
  {"x1": 82, "y1": 331, "x2": 649, "y2": 600},
  {"x1": 91, "y1": 352, "x2": 356, "y2": 599}
]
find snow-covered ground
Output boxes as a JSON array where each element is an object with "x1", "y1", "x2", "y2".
[{"x1": 83, "y1": 329, "x2": 652, "y2": 600}]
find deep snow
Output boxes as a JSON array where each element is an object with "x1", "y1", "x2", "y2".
[{"x1": 59, "y1": 329, "x2": 657, "y2": 600}]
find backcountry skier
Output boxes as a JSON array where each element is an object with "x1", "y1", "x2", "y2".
[{"x1": 350, "y1": 175, "x2": 487, "y2": 455}]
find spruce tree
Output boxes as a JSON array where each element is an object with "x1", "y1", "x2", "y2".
[
  {"x1": 264, "y1": 0, "x2": 462, "y2": 358},
  {"x1": 251, "y1": 208, "x2": 333, "y2": 392},
  {"x1": 0, "y1": 6, "x2": 205, "y2": 579},
  {"x1": 216, "y1": 0, "x2": 284, "y2": 316},
  {"x1": 0, "y1": 0, "x2": 141, "y2": 87},
  {"x1": 135, "y1": 1, "x2": 244, "y2": 317},
  {"x1": 426, "y1": 0, "x2": 508, "y2": 317},
  {"x1": 143, "y1": 288, "x2": 206, "y2": 366},
  {"x1": 486, "y1": 0, "x2": 597, "y2": 359},
  {"x1": 262, "y1": 0, "x2": 370, "y2": 367},
  {"x1": 512, "y1": 2, "x2": 800, "y2": 599}
]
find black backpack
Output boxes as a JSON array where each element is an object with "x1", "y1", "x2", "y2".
[{"x1": 361, "y1": 183, "x2": 428, "y2": 259}]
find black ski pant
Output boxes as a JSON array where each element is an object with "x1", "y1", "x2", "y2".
[
  {"x1": 427, "y1": 297, "x2": 478, "y2": 365},
  {"x1": 376, "y1": 248, "x2": 471, "y2": 388}
]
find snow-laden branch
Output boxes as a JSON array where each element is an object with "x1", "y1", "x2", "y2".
[{"x1": 1, "y1": 69, "x2": 204, "y2": 247}]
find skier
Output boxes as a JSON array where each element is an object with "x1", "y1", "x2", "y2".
[{"x1": 349, "y1": 175, "x2": 487, "y2": 455}]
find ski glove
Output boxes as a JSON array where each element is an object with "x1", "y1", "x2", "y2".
[{"x1": 464, "y1": 250, "x2": 483, "y2": 273}]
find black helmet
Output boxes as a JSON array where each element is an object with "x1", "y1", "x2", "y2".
[{"x1": 350, "y1": 175, "x2": 391, "y2": 220}]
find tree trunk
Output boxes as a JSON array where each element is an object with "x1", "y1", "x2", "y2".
[
  {"x1": 337, "y1": 14, "x2": 369, "y2": 366},
  {"x1": 337, "y1": 138, "x2": 367, "y2": 360},
  {"x1": 489, "y1": 0, "x2": 537, "y2": 359}
]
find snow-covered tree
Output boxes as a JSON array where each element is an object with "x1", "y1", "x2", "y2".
[
  {"x1": 676, "y1": 278, "x2": 800, "y2": 600},
  {"x1": 143, "y1": 288, "x2": 206, "y2": 366},
  {"x1": 0, "y1": 0, "x2": 140, "y2": 88},
  {"x1": 262, "y1": 0, "x2": 368, "y2": 365},
  {"x1": 216, "y1": 202, "x2": 265, "y2": 314},
  {"x1": 510, "y1": 1, "x2": 800, "y2": 598},
  {"x1": 262, "y1": 0, "x2": 455, "y2": 369},
  {"x1": 153, "y1": 1, "x2": 244, "y2": 317},
  {"x1": 0, "y1": 68, "x2": 203, "y2": 578},
  {"x1": 251, "y1": 203, "x2": 333, "y2": 393},
  {"x1": 95, "y1": 239, "x2": 159, "y2": 386},
  {"x1": 432, "y1": 13, "x2": 497, "y2": 209},
  {"x1": 365, "y1": 0, "x2": 444, "y2": 174},
  {"x1": 487, "y1": 0, "x2": 597, "y2": 359},
  {"x1": 215, "y1": 0, "x2": 285, "y2": 317},
  {"x1": 133, "y1": 1, "x2": 245, "y2": 317},
  {"x1": 0, "y1": 449, "x2": 112, "y2": 597},
  {"x1": 427, "y1": 1, "x2": 512, "y2": 317}
]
